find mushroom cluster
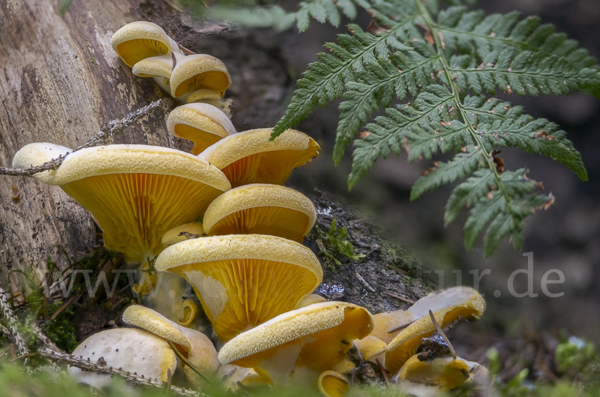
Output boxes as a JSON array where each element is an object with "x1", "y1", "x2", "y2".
[{"x1": 13, "y1": 21, "x2": 492, "y2": 396}]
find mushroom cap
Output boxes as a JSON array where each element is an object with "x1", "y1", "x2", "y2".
[
  {"x1": 167, "y1": 103, "x2": 235, "y2": 155},
  {"x1": 170, "y1": 54, "x2": 231, "y2": 98},
  {"x1": 371, "y1": 310, "x2": 419, "y2": 344},
  {"x1": 123, "y1": 305, "x2": 190, "y2": 349},
  {"x1": 132, "y1": 53, "x2": 173, "y2": 79},
  {"x1": 161, "y1": 222, "x2": 205, "y2": 247},
  {"x1": 12, "y1": 142, "x2": 71, "y2": 180},
  {"x1": 111, "y1": 21, "x2": 173, "y2": 67},
  {"x1": 318, "y1": 371, "x2": 350, "y2": 397},
  {"x1": 385, "y1": 287, "x2": 486, "y2": 374},
  {"x1": 13, "y1": 143, "x2": 230, "y2": 262},
  {"x1": 199, "y1": 128, "x2": 320, "y2": 188},
  {"x1": 203, "y1": 184, "x2": 316, "y2": 242},
  {"x1": 218, "y1": 301, "x2": 373, "y2": 376},
  {"x1": 69, "y1": 328, "x2": 176, "y2": 389},
  {"x1": 354, "y1": 335, "x2": 387, "y2": 361},
  {"x1": 396, "y1": 355, "x2": 471, "y2": 390},
  {"x1": 123, "y1": 305, "x2": 220, "y2": 384},
  {"x1": 155, "y1": 234, "x2": 323, "y2": 342}
]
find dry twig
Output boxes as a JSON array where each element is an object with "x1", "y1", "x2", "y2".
[
  {"x1": 38, "y1": 348, "x2": 204, "y2": 397},
  {"x1": 0, "y1": 98, "x2": 174, "y2": 177}
]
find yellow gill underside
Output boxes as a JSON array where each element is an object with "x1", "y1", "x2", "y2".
[
  {"x1": 170, "y1": 259, "x2": 319, "y2": 342},
  {"x1": 117, "y1": 39, "x2": 170, "y2": 68},
  {"x1": 222, "y1": 146, "x2": 320, "y2": 188},
  {"x1": 174, "y1": 124, "x2": 224, "y2": 155},
  {"x1": 61, "y1": 173, "x2": 222, "y2": 262},
  {"x1": 175, "y1": 71, "x2": 230, "y2": 97},
  {"x1": 207, "y1": 206, "x2": 310, "y2": 242}
]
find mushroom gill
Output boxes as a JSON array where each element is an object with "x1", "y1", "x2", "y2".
[{"x1": 155, "y1": 234, "x2": 323, "y2": 342}]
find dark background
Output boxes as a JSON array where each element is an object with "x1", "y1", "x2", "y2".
[{"x1": 271, "y1": 0, "x2": 600, "y2": 345}]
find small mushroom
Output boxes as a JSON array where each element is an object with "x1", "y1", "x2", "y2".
[
  {"x1": 167, "y1": 103, "x2": 235, "y2": 155},
  {"x1": 199, "y1": 128, "x2": 320, "y2": 187},
  {"x1": 13, "y1": 143, "x2": 231, "y2": 262},
  {"x1": 69, "y1": 328, "x2": 176, "y2": 390},
  {"x1": 155, "y1": 234, "x2": 323, "y2": 342},
  {"x1": 161, "y1": 222, "x2": 205, "y2": 247},
  {"x1": 202, "y1": 184, "x2": 316, "y2": 242},
  {"x1": 111, "y1": 21, "x2": 178, "y2": 67},
  {"x1": 318, "y1": 371, "x2": 350, "y2": 397},
  {"x1": 218, "y1": 302, "x2": 373, "y2": 385},
  {"x1": 170, "y1": 54, "x2": 231, "y2": 99},
  {"x1": 385, "y1": 287, "x2": 486, "y2": 375},
  {"x1": 132, "y1": 53, "x2": 175, "y2": 95},
  {"x1": 123, "y1": 305, "x2": 219, "y2": 385}
]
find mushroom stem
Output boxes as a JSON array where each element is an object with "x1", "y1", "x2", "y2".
[{"x1": 167, "y1": 340, "x2": 213, "y2": 384}]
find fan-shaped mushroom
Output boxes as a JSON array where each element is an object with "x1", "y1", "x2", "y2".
[
  {"x1": 155, "y1": 234, "x2": 323, "y2": 342},
  {"x1": 199, "y1": 128, "x2": 320, "y2": 187},
  {"x1": 218, "y1": 302, "x2": 373, "y2": 385},
  {"x1": 111, "y1": 21, "x2": 179, "y2": 67},
  {"x1": 203, "y1": 184, "x2": 316, "y2": 242},
  {"x1": 13, "y1": 143, "x2": 231, "y2": 262},
  {"x1": 170, "y1": 54, "x2": 231, "y2": 99}
]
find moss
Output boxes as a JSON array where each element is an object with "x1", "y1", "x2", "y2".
[
  {"x1": 42, "y1": 311, "x2": 79, "y2": 353},
  {"x1": 312, "y1": 218, "x2": 365, "y2": 270}
]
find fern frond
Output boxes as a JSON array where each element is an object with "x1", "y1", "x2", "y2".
[
  {"x1": 273, "y1": 0, "x2": 598, "y2": 255},
  {"x1": 437, "y1": 7, "x2": 599, "y2": 69}
]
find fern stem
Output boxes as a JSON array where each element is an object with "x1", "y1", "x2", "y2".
[{"x1": 414, "y1": 0, "x2": 517, "y2": 224}]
